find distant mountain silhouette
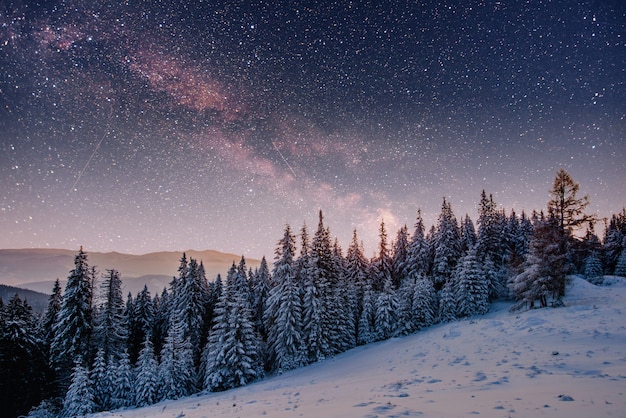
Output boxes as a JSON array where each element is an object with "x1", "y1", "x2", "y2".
[
  {"x1": 0, "y1": 284, "x2": 50, "y2": 313},
  {"x1": 0, "y1": 248, "x2": 261, "y2": 296}
]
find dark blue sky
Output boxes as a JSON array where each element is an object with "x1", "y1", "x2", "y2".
[{"x1": 1, "y1": 0, "x2": 624, "y2": 258}]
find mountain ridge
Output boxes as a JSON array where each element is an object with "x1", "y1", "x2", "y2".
[{"x1": 0, "y1": 248, "x2": 261, "y2": 296}]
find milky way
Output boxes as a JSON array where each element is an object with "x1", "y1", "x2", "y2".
[{"x1": 1, "y1": 0, "x2": 624, "y2": 259}]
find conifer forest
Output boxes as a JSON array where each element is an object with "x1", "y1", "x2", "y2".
[{"x1": 2, "y1": 169, "x2": 626, "y2": 417}]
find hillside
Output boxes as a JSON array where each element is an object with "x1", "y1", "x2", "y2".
[
  {"x1": 91, "y1": 276, "x2": 626, "y2": 418},
  {"x1": 0, "y1": 249, "x2": 261, "y2": 296},
  {"x1": 0, "y1": 284, "x2": 49, "y2": 313}
]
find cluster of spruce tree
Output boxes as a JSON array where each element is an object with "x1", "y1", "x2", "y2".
[{"x1": 2, "y1": 170, "x2": 625, "y2": 418}]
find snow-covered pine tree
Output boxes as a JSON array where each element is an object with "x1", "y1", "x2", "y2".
[
  {"x1": 584, "y1": 251, "x2": 604, "y2": 284},
  {"x1": 110, "y1": 350, "x2": 135, "y2": 409},
  {"x1": 252, "y1": 256, "x2": 271, "y2": 341},
  {"x1": 51, "y1": 247, "x2": 94, "y2": 392},
  {"x1": 391, "y1": 225, "x2": 409, "y2": 289},
  {"x1": 202, "y1": 262, "x2": 263, "y2": 391},
  {"x1": 372, "y1": 220, "x2": 393, "y2": 292},
  {"x1": 41, "y1": 279, "x2": 63, "y2": 356},
  {"x1": 345, "y1": 229, "x2": 369, "y2": 342},
  {"x1": 127, "y1": 285, "x2": 154, "y2": 363},
  {"x1": 61, "y1": 359, "x2": 94, "y2": 418},
  {"x1": 603, "y1": 211, "x2": 626, "y2": 274},
  {"x1": 332, "y1": 238, "x2": 356, "y2": 352},
  {"x1": 438, "y1": 280, "x2": 457, "y2": 323},
  {"x1": 432, "y1": 198, "x2": 462, "y2": 289},
  {"x1": 375, "y1": 275, "x2": 400, "y2": 340},
  {"x1": 93, "y1": 269, "x2": 127, "y2": 363},
  {"x1": 455, "y1": 247, "x2": 490, "y2": 318},
  {"x1": 615, "y1": 249, "x2": 626, "y2": 277},
  {"x1": 476, "y1": 190, "x2": 501, "y2": 263},
  {"x1": 173, "y1": 257, "x2": 209, "y2": 365},
  {"x1": 152, "y1": 287, "x2": 169, "y2": 357},
  {"x1": 412, "y1": 275, "x2": 437, "y2": 329},
  {"x1": 308, "y1": 211, "x2": 339, "y2": 358},
  {"x1": 0, "y1": 295, "x2": 48, "y2": 417},
  {"x1": 265, "y1": 224, "x2": 303, "y2": 372},
  {"x1": 404, "y1": 209, "x2": 431, "y2": 280},
  {"x1": 134, "y1": 337, "x2": 159, "y2": 407},
  {"x1": 90, "y1": 349, "x2": 111, "y2": 411},
  {"x1": 303, "y1": 272, "x2": 326, "y2": 364},
  {"x1": 460, "y1": 214, "x2": 477, "y2": 255},
  {"x1": 158, "y1": 316, "x2": 194, "y2": 400},
  {"x1": 357, "y1": 286, "x2": 377, "y2": 345}
]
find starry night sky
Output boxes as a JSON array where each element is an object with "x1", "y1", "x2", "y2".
[{"x1": 1, "y1": 0, "x2": 624, "y2": 259}]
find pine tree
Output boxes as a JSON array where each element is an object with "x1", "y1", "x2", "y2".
[
  {"x1": 51, "y1": 247, "x2": 94, "y2": 392},
  {"x1": 252, "y1": 256, "x2": 271, "y2": 341},
  {"x1": 0, "y1": 295, "x2": 49, "y2": 417},
  {"x1": 357, "y1": 286, "x2": 377, "y2": 345},
  {"x1": 438, "y1": 281, "x2": 457, "y2": 323},
  {"x1": 613, "y1": 249, "x2": 626, "y2": 277},
  {"x1": 307, "y1": 211, "x2": 338, "y2": 359},
  {"x1": 127, "y1": 285, "x2": 154, "y2": 363},
  {"x1": 432, "y1": 198, "x2": 462, "y2": 288},
  {"x1": 584, "y1": 251, "x2": 604, "y2": 283},
  {"x1": 375, "y1": 276, "x2": 400, "y2": 340},
  {"x1": 391, "y1": 225, "x2": 409, "y2": 288},
  {"x1": 404, "y1": 209, "x2": 430, "y2": 280},
  {"x1": 152, "y1": 288, "x2": 170, "y2": 356},
  {"x1": 372, "y1": 220, "x2": 393, "y2": 292},
  {"x1": 135, "y1": 337, "x2": 159, "y2": 407},
  {"x1": 202, "y1": 262, "x2": 262, "y2": 391},
  {"x1": 301, "y1": 256, "x2": 325, "y2": 362},
  {"x1": 412, "y1": 275, "x2": 437, "y2": 329},
  {"x1": 455, "y1": 247, "x2": 490, "y2": 317},
  {"x1": 41, "y1": 279, "x2": 63, "y2": 356},
  {"x1": 331, "y1": 239, "x2": 356, "y2": 353},
  {"x1": 603, "y1": 210, "x2": 626, "y2": 274},
  {"x1": 265, "y1": 225, "x2": 304, "y2": 372},
  {"x1": 158, "y1": 319, "x2": 194, "y2": 400},
  {"x1": 93, "y1": 269, "x2": 127, "y2": 363},
  {"x1": 110, "y1": 350, "x2": 135, "y2": 409},
  {"x1": 345, "y1": 229, "x2": 369, "y2": 342},
  {"x1": 476, "y1": 190, "x2": 501, "y2": 263},
  {"x1": 173, "y1": 257, "x2": 209, "y2": 365},
  {"x1": 460, "y1": 214, "x2": 477, "y2": 255},
  {"x1": 61, "y1": 360, "x2": 94, "y2": 418},
  {"x1": 90, "y1": 349, "x2": 112, "y2": 411}
]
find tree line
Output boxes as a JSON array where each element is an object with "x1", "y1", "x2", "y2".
[{"x1": 1, "y1": 169, "x2": 625, "y2": 417}]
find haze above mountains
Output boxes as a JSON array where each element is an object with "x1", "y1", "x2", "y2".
[{"x1": 0, "y1": 248, "x2": 261, "y2": 296}]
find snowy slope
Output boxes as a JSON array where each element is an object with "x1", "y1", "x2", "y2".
[{"x1": 93, "y1": 276, "x2": 626, "y2": 418}]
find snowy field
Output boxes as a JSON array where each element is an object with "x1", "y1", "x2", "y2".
[{"x1": 92, "y1": 276, "x2": 626, "y2": 418}]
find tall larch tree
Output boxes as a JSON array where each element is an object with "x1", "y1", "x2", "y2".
[{"x1": 548, "y1": 168, "x2": 595, "y2": 238}]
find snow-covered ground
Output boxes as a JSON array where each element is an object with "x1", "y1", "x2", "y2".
[{"x1": 93, "y1": 276, "x2": 626, "y2": 417}]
